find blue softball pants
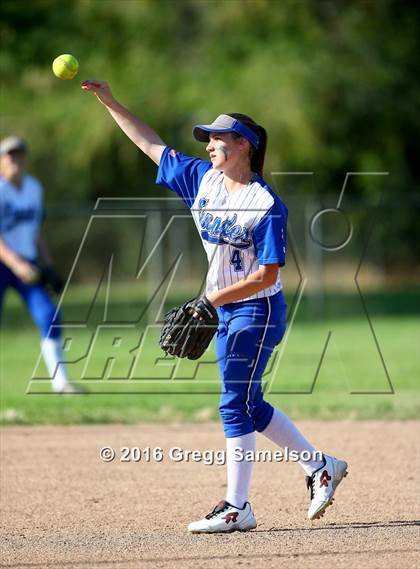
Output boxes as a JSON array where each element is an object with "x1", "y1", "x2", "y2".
[
  {"x1": 216, "y1": 290, "x2": 287, "y2": 438},
  {"x1": 0, "y1": 261, "x2": 61, "y2": 339}
]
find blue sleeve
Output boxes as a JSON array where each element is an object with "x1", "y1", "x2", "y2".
[
  {"x1": 155, "y1": 146, "x2": 212, "y2": 208},
  {"x1": 252, "y1": 201, "x2": 288, "y2": 266}
]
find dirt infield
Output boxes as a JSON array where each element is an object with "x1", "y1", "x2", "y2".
[{"x1": 1, "y1": 421, "x2": 419, "y2": 569}]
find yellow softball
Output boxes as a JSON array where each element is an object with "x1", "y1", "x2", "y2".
[{"x1": 52, "y1": 54, "x2": 79, "y2": 80}]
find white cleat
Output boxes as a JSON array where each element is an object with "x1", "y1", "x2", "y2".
[
  {"x1": 188, "y1": 500, "x2": 257, "y2": 534},
  {"x1": 306, "y1": 454, "x2": 348, "y2": 520},
  {"x1": 55, "y1": 383, "x2": 86, "y2": 394}
]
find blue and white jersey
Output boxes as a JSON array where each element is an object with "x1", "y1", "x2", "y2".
[
  {"x1": 156, "y1": 147, "x2": 288, "y2": 301},
  {"x1": 0, "y1": 174, "x2": 44, "y2": 260}
]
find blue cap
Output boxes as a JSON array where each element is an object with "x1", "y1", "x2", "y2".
[{"x1": 192, "y1": 114, "x2": 259, "y2": 149}]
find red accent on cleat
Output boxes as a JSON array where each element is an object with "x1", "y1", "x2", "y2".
[
  {"x1": 319, "y1": 470, "x2": 332, "y2": 487},
  {"x1": 223, "y1": 512, "x2": 239, "y2": 524}
]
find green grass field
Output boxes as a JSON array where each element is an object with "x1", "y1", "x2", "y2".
[{"x1": 1, "y1": 286, "x2": 418, "y2": 424}]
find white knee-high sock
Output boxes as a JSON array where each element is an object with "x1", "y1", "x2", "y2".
[
  {"x1": 262, "y1": 408, "x2": 324, "y2": 476},
  {"x1": 41, "y1": 338, "x2": 69, "y2": 392},
  {"x1": 225, "y1": 432, "x2": 256, "y2": 509}
]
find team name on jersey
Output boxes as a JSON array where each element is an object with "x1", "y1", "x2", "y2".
[
  {"x1": 2, "y1": 203, "x2": 38, "y2": 231},
  {"x1": 197, "y1": 197, "x2": 251, "y2": 249}
]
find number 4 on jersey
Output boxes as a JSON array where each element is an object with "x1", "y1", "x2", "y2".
[{"x1": 230, "y1": 249, "x2": 243, "y2": 271}]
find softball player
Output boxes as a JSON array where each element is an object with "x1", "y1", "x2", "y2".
[
  {"x1": 0, "y1": 136, "x2": 80, "y2": 394},
  {"x1": 82, "y1": 80, "x2": 348, "y2": 532}
]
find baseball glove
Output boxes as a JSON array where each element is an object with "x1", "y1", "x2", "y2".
[
  {"x1": 39, "y1": 265, "x2": 64, "y2": 294},
  {"x1": 159, "y1": 295, "x2": 219, "y2": 360}
]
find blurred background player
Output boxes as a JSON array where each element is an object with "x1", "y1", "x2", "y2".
[{"x1": 0, "y1": 135, "x2": 80, "y2": 394}]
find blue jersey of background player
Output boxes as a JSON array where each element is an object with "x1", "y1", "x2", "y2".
[
  {"x1": 0, "y1": 135, "x2": 80, "y2": 394},
  {"x1": 82, "y1": 79, "x2": 348, "y2": 533}
]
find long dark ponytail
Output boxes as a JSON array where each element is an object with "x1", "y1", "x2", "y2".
[{"x1": 227, "y1": 113, "x2": 267, "y2": 178}]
